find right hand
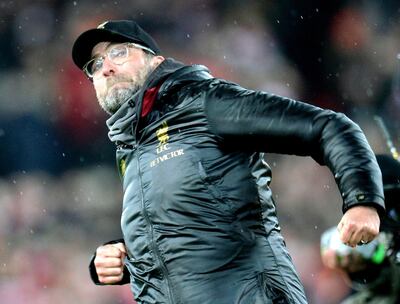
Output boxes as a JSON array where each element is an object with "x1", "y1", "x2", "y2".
[{"x1": 94, "y1": 242, "x2": 126, "y2": 284}]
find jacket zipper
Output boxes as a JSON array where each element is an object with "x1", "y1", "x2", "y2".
[
  {"x1": 132, "y1": 86, "x2": 175, "y2": 303},
  {"x1": 135, "y1": 145, "x2": 175, "y2": 304}
]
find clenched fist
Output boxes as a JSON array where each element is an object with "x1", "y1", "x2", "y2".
[
  {"x1": 337, "y1": 205, "x2": 380, "y2": 248},
  {"x1": 94, "y1": 242, "x2": 127, "y2": 284}
]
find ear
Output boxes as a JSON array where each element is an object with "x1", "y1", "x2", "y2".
[{"x1": 151, "y1": 55, "x2": 165, "y2": 67}]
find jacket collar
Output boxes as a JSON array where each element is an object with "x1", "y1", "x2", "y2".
[{"x1": 106, "y1": 58, "x2": 212, "y2": 145}]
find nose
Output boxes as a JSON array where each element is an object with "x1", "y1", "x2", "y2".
[{"x1": 101, "y1": 57, "x2": 116, "y2": 77}]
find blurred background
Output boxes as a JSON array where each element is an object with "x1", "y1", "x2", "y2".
[{"x1": 0, "y1": 1, "x2": 399, "y2": 303}]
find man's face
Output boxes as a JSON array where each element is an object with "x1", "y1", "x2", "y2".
[{"x1": 90, "y1": 42, "x2": 156, "y2": 114}]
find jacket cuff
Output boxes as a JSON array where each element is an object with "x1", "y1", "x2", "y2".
[{"x1": 342, "y1": 194, "x2": 385, "y2": 217}]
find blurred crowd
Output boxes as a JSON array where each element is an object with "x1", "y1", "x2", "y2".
[{"x1": 0, "y1": 1, "x2": 399, "y2": 303}]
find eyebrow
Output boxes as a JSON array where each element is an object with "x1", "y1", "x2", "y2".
[{"x1": 91, "y1": 42, "x2": 115, "y2": 59}]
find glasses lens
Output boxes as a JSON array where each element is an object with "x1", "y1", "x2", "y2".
[
  {"x1": 108, "y1": 45, "x2": 128, "y2": 64},
  {"x1": 83, "y1": 59, "x2": 94, "y2": 78},
  {"x1": 84, "y1": 57, "x2": 104, "y2": 78},
  {"x1": 91, "y1": 57, "x2": 104, "y2": 75},
  {"x1": 83, "y1": 44, "x2": 131, "y2": 78}
]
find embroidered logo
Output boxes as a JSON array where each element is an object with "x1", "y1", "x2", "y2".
[
  {"x1": 150, "y1": 121, "x2": 185, "y2": 167},
  {"x1": 156, "y1": 121, "x2": 169, "y2": 146},
  {"x1": 156, "y1": 121, "x2": 170, "y2": 154},
  {"x1": 119, "y1": 158, "x2": 126, "y2": 177},
  {"x1": 97, "y1": 21, "x2": 109, "y2": 29}
]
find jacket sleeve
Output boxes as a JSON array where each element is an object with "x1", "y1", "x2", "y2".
[
  {"x1": 89, "y1": 239, "x2": 130, "y2": 285},
  {"x1": 203, "y1": 80, "x2": 385, "y2": 214}
]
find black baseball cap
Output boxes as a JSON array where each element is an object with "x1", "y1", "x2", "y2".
[{"x1": 72, "y1": 20, "x2": 161, "y2": 70}]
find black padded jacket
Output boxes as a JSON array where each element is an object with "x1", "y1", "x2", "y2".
[{"x1": 90, "y1": 58, "x2": 385, "y2": 304}]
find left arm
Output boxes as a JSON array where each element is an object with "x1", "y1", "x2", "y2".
[{"x1": 203, "y1": 80, "x2": 384, "y2": 246}]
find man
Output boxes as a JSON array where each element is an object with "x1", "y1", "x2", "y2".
[
  {"x1": 321, "y1": 154, "x2": 400, "y2": 304},
  {"x1": 72, "y1": 20, "x2": 384, "y2": 303}
]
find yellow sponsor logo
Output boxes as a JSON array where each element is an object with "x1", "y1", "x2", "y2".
[
  {"x1": 119, "y1": 158, "x2": 126, "y2": 177},
  {"x1": 156, "y1": 121, "x2": 169, "y2": 147},
  {"x1": 150, "y1": 121, "x2": 184, "y2": 167}
]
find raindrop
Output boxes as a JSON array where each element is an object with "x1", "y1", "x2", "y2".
[
  {"x1": 73, "y1": 1, "x2": 77, "y2": 6},
  {"x1": 314, "y1": 226, "x2": 318, "y2": 230},
  {"x1": 276, "y1": 19, "x2": 280, "y2": 24},
  {"x1": 186, "y1": 34, "x2": 191, "y2": 39},
  {"x1": 397, "y1": 53, "x2": 400, "y2": 60}
]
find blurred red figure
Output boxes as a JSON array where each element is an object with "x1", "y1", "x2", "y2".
[{"x1": 57, "y1": 58, "x2": 106, "y2": 145}]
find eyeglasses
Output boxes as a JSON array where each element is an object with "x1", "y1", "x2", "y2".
[{"x1": 83, "y1": 42, "x2": 156, "y2": 79}]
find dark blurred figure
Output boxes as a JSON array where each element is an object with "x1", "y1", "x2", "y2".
[{"x1": 321, "y1": 154, "x2": 400, "y2": 304}]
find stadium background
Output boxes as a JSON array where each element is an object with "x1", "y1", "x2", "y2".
[{"x1": 0, "y1": 1, "x2": 399, "y2": 303}]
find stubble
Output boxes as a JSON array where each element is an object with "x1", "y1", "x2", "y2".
[{"x1": 97, "y1": 62, "x2": 155, "y2": 114}]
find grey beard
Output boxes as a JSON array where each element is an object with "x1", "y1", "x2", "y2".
[
  {"x1": 100, "y1": 86, "x2": 138, "y2": 114},
  {"x1": 98, "y1": 62, "x2": 155, "y2": 114}
]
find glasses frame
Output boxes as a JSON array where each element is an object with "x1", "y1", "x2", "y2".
[{"x1": 83, "y1": 42, "x2": 156, "y2": 79}]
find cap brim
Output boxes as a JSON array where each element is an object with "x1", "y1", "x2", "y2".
[{"x1": 72, "y1": 28, "x2": 135, "y2": 70}]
